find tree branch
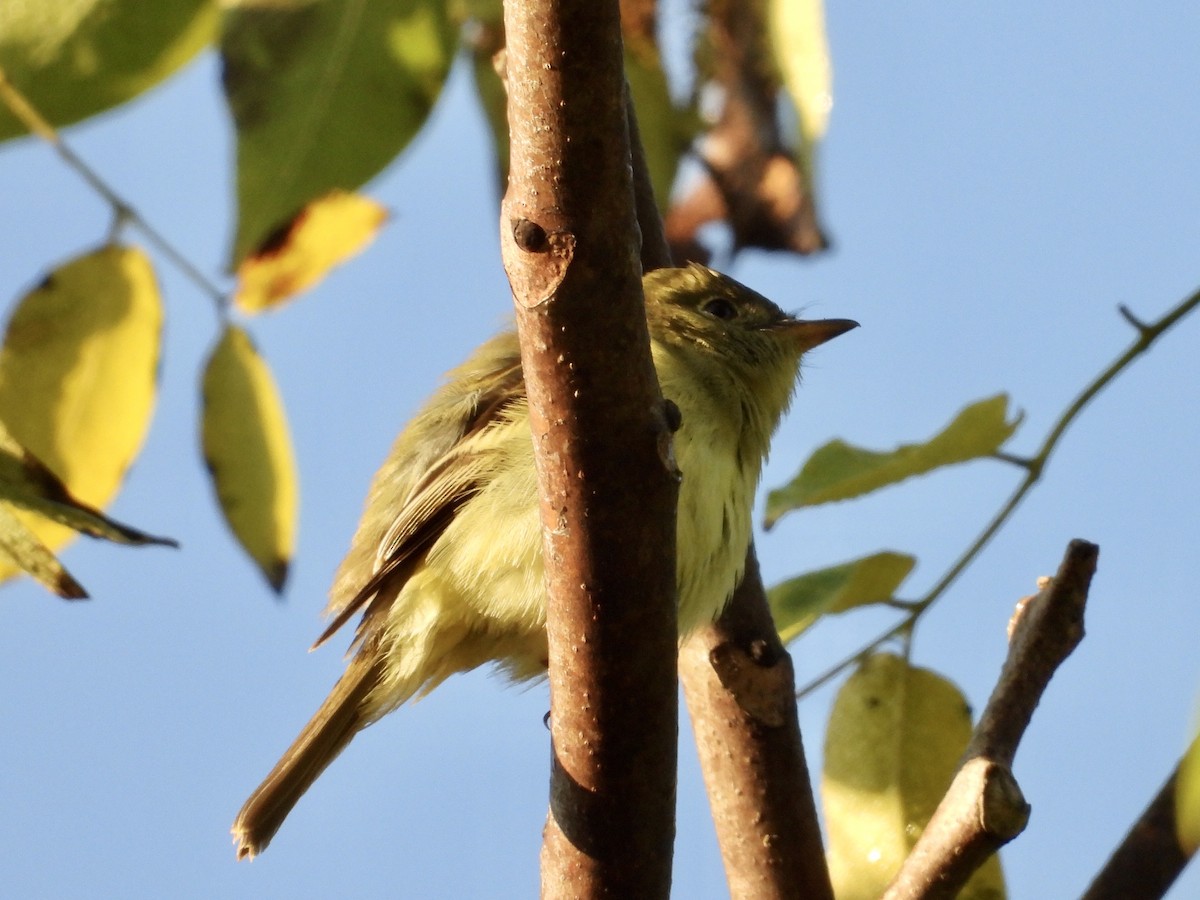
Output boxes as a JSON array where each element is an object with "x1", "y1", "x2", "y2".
[
  {"x1": 680, "y1": 547, "x2": 834, "y2": 900},
  {"x1": 883, "y1": 539, "x2": 1098, "y2": 898},
  {"x1": 1081, "y1": 745, "x2": 1197, "y2": 899},
  {"x1": 623, "y1": 51, "x2": 832, "y2": 898},
  {"x1": 500, "y1": 1, "x2": 680, "y2": 895},
  {"x1": 625, "y1": 80, "x2": 672, "y2": 273}
]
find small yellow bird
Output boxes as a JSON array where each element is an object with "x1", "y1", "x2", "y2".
[{"x1": 232, "y1": 264, "x2": 855, "y2": 858}]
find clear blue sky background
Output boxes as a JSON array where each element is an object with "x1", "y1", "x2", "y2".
[{"x1": 2, "y1": 4, "x2": 1199, "y2": 898}]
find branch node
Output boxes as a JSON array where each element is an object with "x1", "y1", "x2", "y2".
[
  {"x1": 1118, "y1": 303, "x2": 1152, "y2": 335},
  {"x1": 1006, "y1": 576, "x2": 1048, "y2": 640},
  {"x1": 653, "y1": 400, "x2": 682, "y2": 482},
  {"x1": 512, "y1": 217, "x2": 549, "y2": 252},
  {"x1": 992, "y1": 451, "x2": 1036, "y2": 470},
  {"x1": 662, "y1": 398, "x2": 682, "y2": 433},
  {"x1": 709, "y1": 640, "x2": 790, "y2": 727},
  {"x1": 976, "y1": 760, "x2": 1031, "y2": 839}
]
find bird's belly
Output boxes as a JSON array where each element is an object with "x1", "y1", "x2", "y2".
[{"x1": 674, "y1": 444, "x2": 752, "y2": 633}]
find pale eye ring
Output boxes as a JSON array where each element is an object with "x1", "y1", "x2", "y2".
[{"x1": 702, "y1": 298, "x2": 738, "y2": 321}]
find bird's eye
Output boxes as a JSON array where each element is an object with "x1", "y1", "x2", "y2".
[{"x1": 702, "y1": 298, "x2": 738, "y2": 321}]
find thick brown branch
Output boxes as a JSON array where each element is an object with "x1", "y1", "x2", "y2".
[
  {"x1": 884, "y1": 539, "x2": 1099, "y2": 899},
  {"x1": 628, "y1": 67, "x2": 830, "y2": 897},
  {"x1": 1081, "y1": 749, "x2": 1195, "y2": 899},
  {"x1": 500, "y1": 1, "x2": 679, "y2": 896},
  {"x1": 680, "y1": 548, "x2": 834, "y2": 900}
]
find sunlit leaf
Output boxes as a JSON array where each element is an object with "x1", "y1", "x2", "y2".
[
  {"x1": 234, "y1": 191, "x2": 388, "y2": 313},
  {"x1": 0, "y1": 418, "x2": 175, "y2": 548},
  {"x1": 0, "y1": 245, "x2": 163, "y2": 582},
  {"x1": 767, "y1": 0, "x2": 832, "y2": 143},
  {"x1": 202, "y1": 325, "x2": 298, "y2": 592},
  {"x1": 824, "y1": 653, "x2": 1006, "y2": 899},
  {"x1": 1177, "y1": 732, "x2": 1200, "y2": 853},
  {"x1": 769, "y1": 551, "x2": 916, "y2": 643},
  {"x1": 766, "y1": 393, "x2": 1021, "y2": 526},
  {"x1": 0, "y1": 503, "x2": 86, "y2": 599},
  {"x1": 0, "y1": 0, "x2": 217, "y2": 141},
  {"x1": 222, "y1": 0, "x2": 455, "y2": 265}
]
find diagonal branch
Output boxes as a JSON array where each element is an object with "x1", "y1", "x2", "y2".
[
  {"x1": 680, "y1": 548, "x2": 834, "y2": 900},
  {"x1": 1080, "y1": 742, "x2": 1198, "y2": 899},
  {"x1": 883, "y1": 539, "x2": 1099, "y2": 899},
  {"x1": 500, "y1": 1, "x2": 680, "y2": 895}
]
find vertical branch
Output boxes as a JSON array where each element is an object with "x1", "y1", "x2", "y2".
[
  {"x1": 500, "y1": 1, "x2": 680, "y2": 896},
  {"x1": 680, "y1": 549, "x2": 834, "y2": 900},
  {"x1": 624, "y1": 40, "x2": 831, "y2": 895}
]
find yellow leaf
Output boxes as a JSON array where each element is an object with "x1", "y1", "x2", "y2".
[
  {"x1": 233, "y1": 191, "x2": 388, "y2": 313},
  {"x1": 0, "y1": 416, "x2": 175, "y2": 548},
  {"x1": 768, "y1": 0, "x2": 833, "y2": 143},
  {"x1": 0, "y1": 244, "x2": 163, "y2": 581},
  {"x1": 823, "y1": 654, "x2": 1006, "y2": 900},
  {"x1": 0, "y1": 502, "x2": 86, "y2": 599},
  {"x1": 1177, "y1": 732, "x2": 1200, "y2": 853},
  {"x1": 202, "y1": 325, "x2": 298, "y2": 591}
]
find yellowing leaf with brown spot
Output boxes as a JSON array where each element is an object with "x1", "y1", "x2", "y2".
[
  {"x1": 234, "y1": 191, "x2": 388, "y2": 313},
  {"x1": 823, "y1": 654, "x2": 1006, "y2": 900},
  {"x1": 0, "y1": 245, "x2": 163, "y2": 582},
  {"x1": 0, "y1": 416, "x2": 176, "y2": 549},
  {"x1": 202, "y1": 325, "x2": 297, "y2": 592},
  {"x1": 0, "y1": 503, "x2": 86, "y2": 599}
]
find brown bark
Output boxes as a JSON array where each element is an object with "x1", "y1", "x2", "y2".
[
  {"x1": 627, "y1": 51, "x2": 832, "y2": 895},
  {"x1": 884, "y1": 539, "x2": 1098, "y2": 898},
  {"x1": 500, "y1": 1, "x2": 680, "y2": 896},
  {"x1": 1081, "y1": 751, "x2": 1195, "y2": 900},
  {"x1": 679, "y1": 548, "x2": 834, "y2": 900}
]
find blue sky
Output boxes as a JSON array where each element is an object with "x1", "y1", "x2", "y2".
[{"x1": 2, "y1": 4, "x2": 1199, "y2": 898}]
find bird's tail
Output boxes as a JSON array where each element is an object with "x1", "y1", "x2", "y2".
[{"x1": 232, "y1": 655, "x2": 384, "y2": 860}]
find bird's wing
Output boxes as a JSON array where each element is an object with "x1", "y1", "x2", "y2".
[{"x1": 311, "y1": 356, "x2": 525, "y2": 651}]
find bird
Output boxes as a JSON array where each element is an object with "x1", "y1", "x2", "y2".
[{"x1": 232, "y1": 263, "x2": 856, "y2": 858}]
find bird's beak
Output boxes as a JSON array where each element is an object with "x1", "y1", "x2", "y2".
[{"x1": 781, "y1": 318, "x2": 859, "y2": 353}]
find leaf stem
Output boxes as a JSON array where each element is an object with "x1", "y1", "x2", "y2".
[
  {"x1": 797, "y1": 285, "x2": 1200, "y2": 699},
  {"x1": 0, "y1": 66, "x2": 229, "y2": 315}
]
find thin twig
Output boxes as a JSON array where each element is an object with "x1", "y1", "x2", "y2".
[
  {"x1": 798, "y1": 286, "x2": 1200, "y2": 699},
  {"x1": 0, "y1": 66, "x2": 228, "y2": 313},
  {"x1": 883, "y1": 539, "x2": 1098, "y2": 899}
]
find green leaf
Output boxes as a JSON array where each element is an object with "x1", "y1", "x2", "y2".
[
  {"x1": 769, "y1": 551, "x2": 916, "y2": 643},
  {"x1": 823, "y1": 654, "x2": 1006, "y2": 899},
  {"x1": 202, "y1": 325, "x2": 299, "y2": 593},
  {"x1": 0, "y1": 0, "x2": 217, "y2": 142},
  {"x1": 221, "y1": 0, "x2": 455, "y2": 265},
  {"x1": 624, "y1": 43, "x2": 689, "y2": 213},
  {"x1": 465, "y1": 13, "x2": 508, "y2": 194},
  {"x1": 766, "y1": 393, "x2": 1022, "y2": 526}
]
